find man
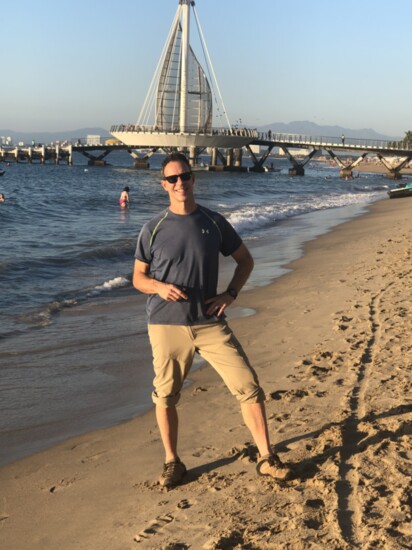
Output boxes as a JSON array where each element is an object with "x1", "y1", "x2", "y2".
[{"x1": 133, "y1": 152, "x2": 290, "y2": 488}]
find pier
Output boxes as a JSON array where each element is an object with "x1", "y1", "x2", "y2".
[{"x1": 1, "y1": 131, "x2": 411, "y2": 179}]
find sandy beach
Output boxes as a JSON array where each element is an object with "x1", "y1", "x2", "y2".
[
  {"x1": 330, "y1": 159, "x2": 412, "y2": 176},
  {"x1": 310, "y1": 157, "x2": 412, "y2": 177},
  {"x1": 1, "y1": 196, "x2": 411, "y2": 549}
]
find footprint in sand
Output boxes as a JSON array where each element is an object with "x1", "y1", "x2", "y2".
[
  {"x1": 204, "y1": 529, "x2": 246, "y2": 549},
  {"x1": 80, "y1": 451, "x2": 108, "y2": 464},
  {"x1": 48, "y1": 478, "x2": 75, "y2": 493},
  {"x1": 301, "y1": 497, "x2": 327, "y2": 530},
  {"x1": 269, "y1": 390, "x2": 288, "y2": 400},
  {"x1": 199, "y1": 471, "x2": 240, "y2": 492},
  {"x1": 309, "y1": 365, "x2": 331, "y2": 379},
  {"x1": 177, "y1": 499, "x2": 191, "y2": 509},
  {"x1": 192, "y1": 446, "x2": 216, "y2": 458},
  {"x1": 134, "y1": 513, "x2": 174, "y2": 543},
  {"x1": 268, "y1": 412, "x2": 291, "y2": 422},
  {"x1": 192, "y1": 386, "x2": 208, "y2": 395},
  {"x1": 269, "y1": 389, "x2": 309, "y2": 401}
]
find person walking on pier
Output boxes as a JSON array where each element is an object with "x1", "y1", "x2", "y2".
[
  {"x1": 341, "y1": 134, "x2": 345, "y2": 145},
  {"x1": 132, "y1": 152, "x2": 291, "y2": 488}
]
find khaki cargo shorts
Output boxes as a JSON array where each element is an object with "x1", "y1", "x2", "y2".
[{"x1": 148, "y1": 321, "x2": 265, "y2": 407}]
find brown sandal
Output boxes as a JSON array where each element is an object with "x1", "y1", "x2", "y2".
[{"x1": 256, "y1": 453, "x2": 291, "y2": 481}]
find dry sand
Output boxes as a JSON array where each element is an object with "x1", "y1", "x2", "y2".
[
  {"x1": 355, "y1": 162, "x2": 412, "y2": 176},
  {"x1": 312, "y1": 158, "x2": 412, "y2": 176},
  {"x1": 1, "y1": 197, "x2": 411, "y2": 549}
]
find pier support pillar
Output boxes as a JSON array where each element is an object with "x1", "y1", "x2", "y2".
[
  {"x1": 376, "y1": 153, "x2": 409, "y2": 180},
  {"x1": 281, "y1": 146, "x2": 317, "y2": 176},
  {"x1": 288, "y1": 166, "x2": 305, "y2": 176},
  {"x1": 340, "y1": 168, "x2": 353, "y2": 179},
  {"x1": 88, "y1": 159, "x2": 107, "y2": 167},
  {"x1": 226, "y1": 148, "x2": 234, "y2": 167},
  {"x1": 133, "y1": 159, "x2": 150, "y2": 169},
  {"x1": 127, "y1": 148, "x2": 152, "y2": 169},
  {"x1": 246, "y1": 144, "x2": 274, "y2": 172},
  {"x1": 211, "y1": 147, "x2": 217, "y2": 166},
  {"x1": 386, "y1": 171, "x2": 402, "y2": 180},
  {"x1": 233, "y1": 147, "x2": 243, "y2": 167},
  {"x1": 189, "y1": 146, "x2": 197, "y2": 167}
]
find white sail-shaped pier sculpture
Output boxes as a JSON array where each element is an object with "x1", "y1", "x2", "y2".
[
  {"x1": 110, "y1": 0, "x2": 256, "y2": 153},
  {"x1": 156, "y1": 15, "x2": 212, "y2": 135}
]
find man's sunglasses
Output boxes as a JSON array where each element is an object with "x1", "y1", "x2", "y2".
[{"x1": 163, "y1": 171, "x2": 192, "y2": 184}]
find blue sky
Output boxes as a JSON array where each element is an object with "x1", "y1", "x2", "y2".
[{"x1": 2, "y1": 0, "x2": 411, "y2": 137}]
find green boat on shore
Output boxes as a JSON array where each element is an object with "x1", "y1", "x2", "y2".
[{"x1": 388, "y1": 182, "x2": 412, "y2": 199}]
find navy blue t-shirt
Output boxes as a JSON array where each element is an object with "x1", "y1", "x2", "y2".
[{"x1": 135, "y1": 205, "x2": 242, "y2": 325}]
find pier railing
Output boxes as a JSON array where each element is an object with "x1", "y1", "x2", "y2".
[
  {"x1": 255, "y1": 132, "x2": 410, "y2": 151},
  {"x1": 109, "y1": 124, "x2": 260, "y2": 138},
  {"x1": 109, "y1": 125, "x2": 410, "y2": 152}
]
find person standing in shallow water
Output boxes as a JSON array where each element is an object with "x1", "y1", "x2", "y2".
[
  {"x1": 119, "y1": 186, "x2": 129, "y2": 208},
  {"x1": 132, "y1": 152, "x2": 291, "y2": 488}
]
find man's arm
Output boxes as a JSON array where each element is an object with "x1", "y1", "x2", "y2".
[
  {"x1": 204, "y1": 243, "x2": 254, "y2": 316},
  {"x1": 227, "y1": 242, "x2": 254, "y2": 295},
  {"x1": 133, "y1": 259, "x2": 188, "y2": 302}
]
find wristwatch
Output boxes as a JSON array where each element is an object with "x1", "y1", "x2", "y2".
[{"x1": 227, "y1": 287, "x2": 238, "y2": 299}]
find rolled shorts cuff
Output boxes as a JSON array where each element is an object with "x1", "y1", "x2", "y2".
[
  {"x1": 237, "y1": 386, "x2": 266, "y2": 404},
  {"x1": 152, "y1": 391, "x2": 181, "y2": 408}
]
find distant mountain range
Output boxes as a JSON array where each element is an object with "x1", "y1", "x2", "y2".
[{"x1": 0, "y1": 121, "x2": 401, "y2": 144}]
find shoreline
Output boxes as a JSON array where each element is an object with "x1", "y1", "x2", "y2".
[{"x1": 1, "y1": 196, "x2": 411, "y2": 548}]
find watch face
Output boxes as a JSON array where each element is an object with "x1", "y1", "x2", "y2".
[{"x1": 228, "y1": 288, "x2": 237, "y2": 298}]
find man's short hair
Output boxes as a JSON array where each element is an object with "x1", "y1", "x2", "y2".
[{"x1": 161, "y1": 152, "x2": 191, "y2": 177}]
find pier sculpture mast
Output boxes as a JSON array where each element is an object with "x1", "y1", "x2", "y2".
[{"x1": 180, "y1": 0, "x2": 190, "y2": 133}]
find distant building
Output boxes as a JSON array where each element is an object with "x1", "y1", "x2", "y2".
[
  {"x1": 86, "y1": 135, "x2": 101, "y2": 146},
  {"x1": 278, "y1": 147, "x2": 311, "y2": 157},
  {"x1": 249, "y1": 144, "x2": 260, "y2": 154},
  {"x1": 0, "y1": 136, "x2": 13, "y2": 146}
]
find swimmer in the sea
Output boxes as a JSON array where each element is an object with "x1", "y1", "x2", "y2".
[{"x1": 119, "y1": 186, "x2": 130, "y2": 208}]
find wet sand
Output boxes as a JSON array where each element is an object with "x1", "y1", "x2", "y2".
[{"x1": 1, "y1": 196, "x2": 411, "y2": 549}]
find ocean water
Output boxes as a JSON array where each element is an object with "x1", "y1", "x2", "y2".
[{"x1": 0, "y1": 152, "x2": 393, "y2": 466}]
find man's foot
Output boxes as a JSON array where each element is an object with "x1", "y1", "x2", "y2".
[
  {"x1": 256, "y1": 453, "x2": 292, "y2": 481},
  {"x1": 159, "y1": 458, "x2": 187, "y2": 488}
]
